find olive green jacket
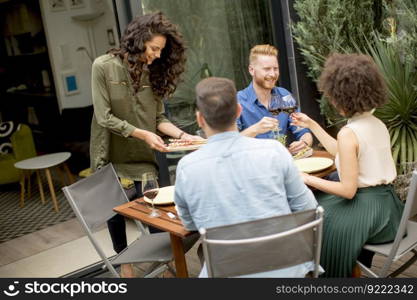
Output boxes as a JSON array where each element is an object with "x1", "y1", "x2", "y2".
[{"x1": 90, "y1": 54, "x2": 170, "y2": 180}]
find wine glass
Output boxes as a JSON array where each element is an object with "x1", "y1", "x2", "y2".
[
  {"x1": 141, "y1": 172, "x2": 160, "y2": 218},
  {"x1": 280, "y1": 94, "x2": 298, "y2": 114},
  {"x1": 280, "y1": 94, "x2": 304, "y2": 134},
  {"x1": 268, "y1": 94, "x2": 284, "y2": 141}
]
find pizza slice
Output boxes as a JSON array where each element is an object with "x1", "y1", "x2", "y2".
[
  {"x1": 293, "y1": 146, "x2": 313, "y2": 160},
  {"x1": 167, "y1": 139, "x2": 208, "y2": 151}
]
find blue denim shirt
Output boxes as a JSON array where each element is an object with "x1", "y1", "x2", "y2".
[
  {"x1": 174, "y1": 131, "x2": 319, "y2": 277},
  {"x1": 237, "y1": 82, "x2": 310, "y2": 140}
]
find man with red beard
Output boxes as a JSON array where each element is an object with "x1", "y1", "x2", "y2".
[{"x1": 237, "y1": 44, "x2": 312, "y2": 154}]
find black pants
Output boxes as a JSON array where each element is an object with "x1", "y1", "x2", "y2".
[
  {"x1": 357, "y1": 249, "x2": 375, "y2": 268},
  {"x1": 107, "y1": 181, "x2": 164, "y2": 253}
]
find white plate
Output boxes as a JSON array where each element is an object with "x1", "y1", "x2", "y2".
[
  {"x1": 144, "y1": 185, "x2": 175, "y2": 205},
  {"x1": 294, "y1": 157, "x2": 333, "y2": 173}
]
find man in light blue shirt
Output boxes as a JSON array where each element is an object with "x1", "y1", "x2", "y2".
[
  {"x1": 237, "y1": 44, "x2": 313, "y2": 155},
  {"x1": 174, "y1": 77, "x2": 318, "y2": 277}
]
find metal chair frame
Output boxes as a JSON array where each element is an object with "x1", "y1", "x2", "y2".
[
  {"x1": 200, "y1": 206, "x2": 324, "y2": 278},
  {"x1": 358, "y1": 170, "x2": 417, "y2": 277},
  {"x1": 62, "y1": 163, "x2": 173, "y2": 278}
]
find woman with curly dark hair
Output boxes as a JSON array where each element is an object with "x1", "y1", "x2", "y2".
[
  {"x1": 291, "y1": 53, "x2": 404, "y2": 277},
  {"x1": 90, "y1": 11, "x2": 200, "y2": 277}
]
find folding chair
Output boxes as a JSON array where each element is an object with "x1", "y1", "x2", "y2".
[
  {"x1": 199, "y1": 206, "x2": 324, "y2": 278},
  {"x1": 358, "y1": 170, "x2": 417, "y2": 277},
  {"x1": 62, "y1": 163, "x2": 173, "y2": 278}
]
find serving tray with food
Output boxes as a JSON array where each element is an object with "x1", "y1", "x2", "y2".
[
  {"x1": 292, "y1": 145, "x2": 313, "y2": 160},
  {"x1": 166, "y1": 139, "x2": 207, "y2": 152}
]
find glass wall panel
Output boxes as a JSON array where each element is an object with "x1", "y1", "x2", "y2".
[{"x1": 141, "y1": 0, "x2": 273, "y2": 133}]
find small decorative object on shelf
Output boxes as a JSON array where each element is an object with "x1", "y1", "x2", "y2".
[{"x1": 41, "y1": 70, "x2": 51, "y2": 92}]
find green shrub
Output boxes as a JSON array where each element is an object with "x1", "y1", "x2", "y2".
[
  {"x1": 292, "y1": 0, "x2": 385, "y2": 126},
  {"x1": 365, "y1": 36, "x2": 417, "y2": 169},
  {"x1": 292, "y1": 0, "x2": 384, "y2": 80},
  {"x1": 293, "y1": 0, "x2": 417, "y2": 171}
]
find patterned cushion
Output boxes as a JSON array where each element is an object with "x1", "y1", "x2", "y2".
[
  {"x1": 78, "y1": 168, "x2": 93, "y2": 178},
  {"x1": 0, "y1": 121, "x2": 17, "y2": 155}
]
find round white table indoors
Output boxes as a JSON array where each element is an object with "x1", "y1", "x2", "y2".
[{"x1": 14, "y1": 152, "x2": 74, "y2": 212}]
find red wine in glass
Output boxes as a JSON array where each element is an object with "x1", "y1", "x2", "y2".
[
  {"x1": 142, "y1": 173, "x2": 160, "y2": 218},
  {"x1": 143, "y1": 189, "x2": 159, "y2": 200},
  {"x1": 269, "y1": 108, "x2": 281, "y2": 116}
]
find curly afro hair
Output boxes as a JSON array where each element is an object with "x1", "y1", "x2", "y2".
[{"x1": 318, "y1": 53, "x2": 387, "y2": 118}]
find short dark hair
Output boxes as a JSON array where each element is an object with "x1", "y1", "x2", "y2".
[
  {"x1": 318, "y1": 53, "x2": 387, "y2": 118},
  {"x1": 195, "y1": 77, "x2": 237, "y2": 131}
]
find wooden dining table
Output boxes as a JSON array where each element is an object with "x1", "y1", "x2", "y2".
[
  {"x1": 113, "y1": 149, "x2": 336, "y2": 278},
  {"x1": 113, "y1": 198, "x2": 193, "y2": 278}
]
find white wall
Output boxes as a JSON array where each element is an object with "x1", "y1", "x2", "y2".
[{"x1": 40, "y1": 0, "x2": 119, "y2": 110}]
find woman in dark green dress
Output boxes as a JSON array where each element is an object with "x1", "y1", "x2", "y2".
[{"x1": 291, "y1": 53, "x2": 404, "y2": 277}]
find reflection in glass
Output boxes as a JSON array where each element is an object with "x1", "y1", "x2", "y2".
[{"x1": 142, "y1": 0, "x2": 273, "y2": 133}]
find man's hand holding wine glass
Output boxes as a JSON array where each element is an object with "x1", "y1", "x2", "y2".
[{"x1": 254, "y1": 117, "x2": 279, "y2": 135}]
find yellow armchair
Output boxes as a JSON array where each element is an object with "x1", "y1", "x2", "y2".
[{"x1": 0, "y1": 124, "x2": 37, "y2": 185}]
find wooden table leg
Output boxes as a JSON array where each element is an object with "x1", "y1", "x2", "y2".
[
  {"x1": 57, "y1": 166, "x2": 67, "y2": 187},
  {"x1": 27, "y1": 171, "x2": 31, "y2": 199},
  {"x1": 62, "y1": 163, "x2": 75, "y2": 184},
  {"x1": 19, "y1": 173, "x2": 26, "y2": 207},
  {"x1": 45, "y1": 168, "x2": 59, "y2": 212},
  {"x1": 170, "y1": 234, "x2": 188, "y2": 278},
  {"x1": 36, "y1": 170, "x2": 45, "y2": 204}
]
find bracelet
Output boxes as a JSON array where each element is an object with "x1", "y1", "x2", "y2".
[{"x1": 178, "y1": 131, "x2": 185, "y2": 139}]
